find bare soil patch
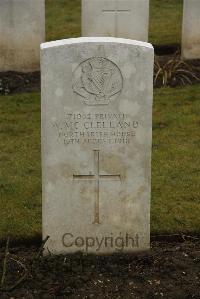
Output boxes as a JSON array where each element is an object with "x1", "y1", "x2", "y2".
[
  {"x1": 0, "y1": 237, "x2": 199, "y2": 299},
  {"x1": 0, "y1": 71, "x2": 40, "y2": 95}
]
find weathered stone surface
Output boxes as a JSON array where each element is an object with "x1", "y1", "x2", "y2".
[
  {"x1": 182, "y1": 0, "x2": 200, "y2": 59},
  {"x1": 82, "y1": 0, "x2": 149, "y2": 41},
  {"x1": 41, "y1": 37, "x2": 154, "y2": 254},
  {"x1": 0, "y1": 0, "x2": 45, "y2": 72}
]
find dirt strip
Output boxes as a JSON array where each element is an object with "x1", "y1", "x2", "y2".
[{"x1": 0, "y1": 238, "x2": 199, "y2": 299}]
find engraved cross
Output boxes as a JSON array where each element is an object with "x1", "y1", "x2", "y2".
[
  {"x1": 73, "y1": 150, "x2": 121, "y2": 224},
  {"x1": 102, "y1": 1, "x2": 131, "y2": 36}
]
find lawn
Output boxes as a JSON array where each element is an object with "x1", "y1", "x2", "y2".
[
  {"x1": 0, "y1": 85, "x2": 200, "y2": 242},
  {"x1": 149, "y1": 0, "x2": 183, "y2": 45},
  {"x1": 45, "y1": 0, "x2": 183, "y2": 45},
  {"x1": 0, "y1": 0, "x2": 199, "y2": 243}
]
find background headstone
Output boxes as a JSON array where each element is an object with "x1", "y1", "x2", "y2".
[
  {"x1": 182, "y1": 0, "x2": 200, "y2": 59},
  {"x1": 41, "y1": 37, "x2": 154, "y2": 254},
  {"x1": 82, "y1": 0, "x2": 149, "y2": 41},
  {"x1": 0, "y1": 0, "x2": 45, "y2": 72}
]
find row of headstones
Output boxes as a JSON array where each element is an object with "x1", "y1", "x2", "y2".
[
  {"x1": 2, "y1": 1, "x2": 197, "y2": 255},
  {"x1": 0, "y1": 0, "x2": 200, "y2": 72}
]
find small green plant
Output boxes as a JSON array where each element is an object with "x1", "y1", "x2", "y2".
[{"x1": 154, "y1": 53, "x2": 200, "y2": 87}]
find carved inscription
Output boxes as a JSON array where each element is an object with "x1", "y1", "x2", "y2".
[
  {"x1": 52, "y1": 113, "x2": 139, "y2": 145},
  {"x1": 73, "y1": 150, "x2": 121, "y2": 224},
  {"x1": 73, "y1": 57, "x2": 123, "y2": 105}
]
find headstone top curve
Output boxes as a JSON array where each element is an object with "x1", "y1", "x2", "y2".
[{"x1": 40, "y1": 37, "x2": 153, "y2": 50}]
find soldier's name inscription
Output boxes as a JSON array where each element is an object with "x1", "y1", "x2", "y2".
[{"x1": 52, "y1": 113, "x2": 139, "y2": 145}]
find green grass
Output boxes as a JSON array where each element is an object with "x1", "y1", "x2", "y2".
[
  {"x1": 0, "y1": 85, "x2": 200, "y2": 241},
  {"x1": 0, "y1": 0, "x2": 198, "y2": 242},
  {"x1": 0, "y1": 94, "x2": 41, "y2": 241},
  {"x1": 152, "y1": 86, "x2": 200, "y2": 234},
  {"x1": 45, "y1": 0, "x2": 183, "y2": 45},
  {"x1": 149, "y1": 0, "x2": 183, "y2": 45},
  {"x1": 46, "y1": 0, "x2": 81, "y2": 41}
]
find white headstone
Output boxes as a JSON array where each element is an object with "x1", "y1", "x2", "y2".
[
  {"x1": 0, "y1": 0, "x2": 45, "y2": 72},
  {"x1": 41, "y1": 37, "x2": 154, "y2": 255},
  {"x1": 182, "y1": 0, "x2": 200, "y2": 59},
  {"x1": 82, "y1": 0, "x2": 149, "y2": 41}
]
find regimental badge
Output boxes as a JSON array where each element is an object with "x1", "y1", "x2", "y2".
[{"x1": 72, "y1": 57, "x2": 123, "y2": 105}]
